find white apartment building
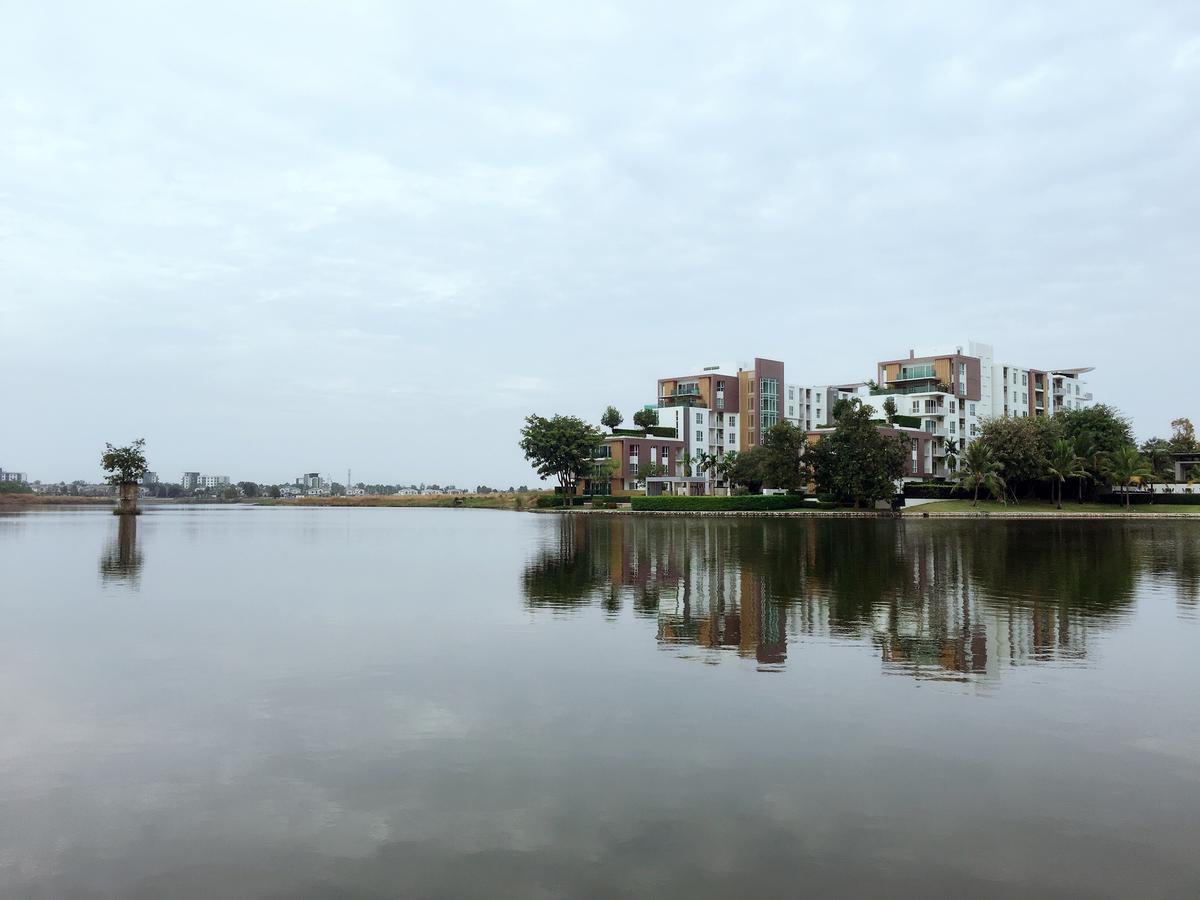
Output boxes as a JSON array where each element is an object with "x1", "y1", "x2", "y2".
[
  {"x1": 0, "y1": 468, "x2": 28, "y2": 483},
  {"x1": 795, "y1": 384, "x2": 864, "y2": 431}
]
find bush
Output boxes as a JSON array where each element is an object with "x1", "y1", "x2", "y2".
[
  {"x1": 630, "y1": 495, "x2": 808, "y2": 512},
  {"x1": 0, "y1": 481, "x2": 33, "y2": 494},
  {"x1": 891, "y1": 414, "x2": 922, "y2": 429}
]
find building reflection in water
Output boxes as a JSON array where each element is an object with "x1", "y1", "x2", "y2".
[
  {"x1": 519, "y1": 516, "x2": 1180, "y2": 680},
  {"x1": 99, "y1": 514, "x2": 143, "y2": 586}
]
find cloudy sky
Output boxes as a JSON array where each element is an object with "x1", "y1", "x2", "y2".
[{"x1": 3, "y1": 1, "x2": 1198, "y2": 486}]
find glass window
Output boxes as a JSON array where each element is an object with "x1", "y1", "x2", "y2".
[
  {"x1": 696, "y1": 430, "x2": 703, "y2": 442},
  {"x1": 728, "y1": 416, "x2": 736, "y2": 428},
  {"x1": 695, "y1": 412, "x2": 702, "y2": 424},
  {"x1": 969, "y1": 403, "x2": 976, "y2": 416}
]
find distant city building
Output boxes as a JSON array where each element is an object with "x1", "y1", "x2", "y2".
[
  {"x1": 182, "y1": 472, "x2": 230, "y2": 491},
  {"x1": 0, "y1": 469, "x2": 28, "y2": 483},
  {"x1": 296, "y1": 473, "x2": 330, "y2": 496},
  {"x1": 142, "y1": 471, "x2": 159, "y2": 486}
]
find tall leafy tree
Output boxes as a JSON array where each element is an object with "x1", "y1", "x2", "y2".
[
  {"x1": 1170, "y1": 417, "x2": 1197, "y2": 451},
  {"x1": 728, "y1": 446, "x2": 767, "y2": 494},
  {"x1": 1058, "y1": 405, "x2": 1133, "y2": 457},
  {"x1": 519, "y1": 414, "x2": 604, "y2": 506},
  {"x1": 760, "y1": 421, "x2": 808, "y2": 492},
  {"x1": 1140, "y1": 437, "x2": 1174, "y2": 481},
  {"x1": 881, "y1": 396, "x2": 898, "y2": 425},
  {"x1": 958, "y1": 441, "x2": 1007, "y2": 507},
  {"x1": 806, "y1": 399, "x2": 906, "y2": 508},
  {"x1": 632, "y1": 408, "x2": 659, "y2": 433},
  {"x1": 1102, "y1": 446, "x2": 1152, "y2": 508},
  {"x1": 979, "y1": 415, "x2": 1060, "y2": 497},
  {"x1": 1045, "y1": 439, "x2": 1085, "y2": 510},
  {"x1": 600, "y1": 406, "x2": 624, "y2": 432},
  {"x1": 100, "y1": 439, "x2": 149, "y2": 485}
]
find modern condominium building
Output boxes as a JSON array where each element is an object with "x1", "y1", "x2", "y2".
[{"x1": 869, "y1": 340, "x2": 1095, "y2": 481}]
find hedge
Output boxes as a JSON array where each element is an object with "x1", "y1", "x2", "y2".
[
  {"x1": 631, "y1": 495, "x2": 808, "y2": 512},
  {"x1": 609, "y1": 427, "x2": 679, "y2": 439},
  {"x1": 903, "y1": 482, "x2": 966, "y2": 499},
  {"x1": 1098, "y1": 492, "x2": 1200, "y2": 506},
  {"x1": 535, "y1": 495, "x2": 589, "y2": 508}
]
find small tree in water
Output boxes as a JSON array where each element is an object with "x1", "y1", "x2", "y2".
[{"x1": 101, "y1": 439, "x2": 149, "y2": 514}]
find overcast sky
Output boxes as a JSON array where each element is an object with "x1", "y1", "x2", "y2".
[{"x1": 3, "y1": 1, "x2": 1198, "y2": 486}]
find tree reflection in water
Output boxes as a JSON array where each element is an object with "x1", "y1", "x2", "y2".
[
  {"x1": 519, "y1": 516, "x2": 1195, "y2": 680},
  {"x1": 99, "y1": 514, "x2": 143, "y2": 586}
]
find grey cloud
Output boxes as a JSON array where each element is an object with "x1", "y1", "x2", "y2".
[{"x1": 2, "y1": 1, "x2": 1198, "y2": 484}]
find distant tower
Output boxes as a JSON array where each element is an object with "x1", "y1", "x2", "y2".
[{"x1": 347, "y1": 468, "x2": 351, "y2": 490}]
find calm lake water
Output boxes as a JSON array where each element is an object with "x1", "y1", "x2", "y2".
[{"x1": 2, "y1": 506, "x2": 1199, "y2": 898}]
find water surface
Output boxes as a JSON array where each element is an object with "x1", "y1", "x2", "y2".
[{"x1": 1, "y1": 507, "x2": 1199, "y2": 897}]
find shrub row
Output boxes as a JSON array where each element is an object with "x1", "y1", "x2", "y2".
[
  {"x1": 535, "y1": 495, "x2": 588, "y2": 508},
  {"x1": 903, "y1": 482, "x2": 967, "y2": 499},
  {"x1": 535, "y1": 494, "x2": 642, "y2": 508},
  {"x1": 610, "y1": 427, "x2": 678, "y2": 439},
  {"x1": 1098, "y1": 492, "x2": 1200, "y2": 506},
  {"x1": 631, "y1": 495, "x2": 808, "y2": 512}
]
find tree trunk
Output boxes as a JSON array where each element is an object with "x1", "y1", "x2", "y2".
[
  {"x1": 973, "y1": 482, "x2": 979, "y2": 507},
  {"x1": 1125, "y1": 485, "x2": 1130, "y2": 509},
  {"x1": 116, "y1": 481, "x2": 139, "y2": 515}
]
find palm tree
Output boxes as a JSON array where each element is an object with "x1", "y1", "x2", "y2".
[
  {"x1": 715, "y1": 451, "x2": 738, "y2": 496},
  {"x1": 1102, "y1": 445, "x2": 1152, "y2": 508},
  {"x1": 1045, "y1": 438, "x2": 1085, "y2": 509},
  {"x1": 958, "y1": 441, "x2": 1006, "y2": 507},
  {"x1": 943, "y1": 438, "x2": 960, "y2": 477},
  {"x1": 1072, "y1": 436, "x2": 1100, "y2": 503},
  {"x1": 681, "y1": 452, "x2": 694, "y2": 478},
  {"x1": 696, "y1": 451, "x2": 717, "y2": 495}
]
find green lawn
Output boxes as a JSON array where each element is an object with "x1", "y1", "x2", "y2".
[{"x1": 908, "y1": 499, "x2": 1200, "y2": 515}]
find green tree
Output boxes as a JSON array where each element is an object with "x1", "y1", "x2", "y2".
[
  {"x1": 632, "y1": 408, "x2": 658, "y2": 433},
  {"x1": 760, "y1": 421, "x2": 808, "y2": 492},
  {"x1": 1102, "y1": 445, "x2": 1152, "y2": 508},
  {"x1": 696, "y1": 450, "x2": 717, "y2": 493},
  {"x1": 1045, "y1": 438, "x2": 1085, "y2": 510},
  {"x1": 1170, "y1": 417, "x2": 1197, "y2": 451},
  {"x1": 601, "y1": 406, "x2": 624, "y2": 432},
  {"x1": 944, "y1": 438, "x2": 960, "y2": 475},
  {"x1": 268, "y1": 485, "x2": 282, "y2": 499},
  {"x1": 958, "y1": 441, "x2": 1007, "y2": 507},
  {"x1": 728, "y1": 446, "x2": 767, "y2": 494},
  {"x1": 100, "y1": 439, "x2": 149, "y2": 485},
  {"x1": 591, "y1": 457, "x2": 619, "y2": 496},
  {"x1": 979, "y1": 415, "x2": 1060, "y2": 497},
  {"x1": 519, "y1": 414, "x2": 605, "y2": 507},
  {"x1": 237, "y1": 481, "x2": 260, "y2": 498},
  {"x1": 1140, "y1": 437, "x2": 1174, "y2": 481},
  {"x1": 1057, "y1": 405, "x2": 1133, "y2": 457},
  {"x1": 882, "y1": 396, "x2": 898, "y2": 425},
  {"x1": 680, "y1": 452, "x2": 694, "y2": 477},
  {"x1": 715, "y1": 451, "x2": 738, "y2": 495},
  {"x1": 806, "y1": 398, "x2": 906, "y2": 508}
]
